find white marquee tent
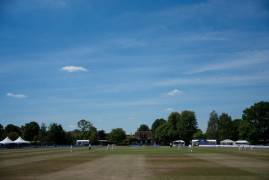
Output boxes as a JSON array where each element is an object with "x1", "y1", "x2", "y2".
[
  {"x1": 0, "y1": 137, "x2": 14, "y2": 144},
  {"x1": 235, "y1": 140, "x2": 249, "y2": 145},
  {"x1": 14, "y1": 137, "x2": 30, "y2": 144},
  {"x1": 220, "y1": 139, "x2": 235, "y2": 145},
  {"x1": 172, "y1": 140, "x2": 185, "y2": 146}
]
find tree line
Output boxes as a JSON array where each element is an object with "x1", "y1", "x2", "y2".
[{"x1": 0, "y1": 101, "x2": 268, "y2": 145}]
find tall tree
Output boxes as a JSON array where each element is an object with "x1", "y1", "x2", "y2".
[
  {"x1": 39, "y1": 123, "x2": 47, "y2": 143},
  {"x1": 77, "y1": 119, "x2": 96, "y2": 141},
  {"x1": 193, "y1": 129, "x2": 206, "y2": 139},
  {"x1": 178, "y1": 110, "x2": 197, "y2": 144},
  {"x1": 47, "y1": 123, "x2": 66, "y2": 145},
  {"x1": 151, "y1": 119, "x2": 166, "y2": 132},
  {"x1": 108, "y1": 128, "x2": 126, "y2": 145},
  {"x1": 240, "y1": 101, "x2": 269, "y2": 144},
  {"x1": 151, "y1": 119, "x2": 166, "y2": 140},
  {"x1": 97, "y1": 130, "x2": 106, "y2": 140},
  {"x1": 206, "y1": 111, "x2": 219, "y2": 139},
  {"x1": 0, "y1": 124, "x2": 4, "y2": 139},
  {"x1": 137, "y1": 124, "x2": 150, "y2": 131},
  {"x1": 89, "y1": 126, "x2": 98, "y2": 144},
  {"x1": 231, "y1": 119, "x2": 241, "y2": 141},
  {"x1": 23, "y1": 121, "x2": 40, "y2": 141},
  {"x1": 167, "y1": 112, "x2": 181, "y2": 140},
  {"x1": 4, "y1": 124, "x2": 21, "y2": 140},
  {"x1": 77, "y1": 119, "x2": 93, "y2": 132},
  {"x1": 154, "y1": 122, "x2": 169, "y2": 144},
  {"x1": 218, "y1": 113, "x2": 233, "y2": 140}
]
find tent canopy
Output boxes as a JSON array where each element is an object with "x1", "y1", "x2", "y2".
[
  {"x1": 220, "y1": 139, "x2": 234, "y2": 145},
  {"x1": 0, "y1": 137, "x2": 14, "y2": 144},
  {"x1": 235, "y1": 140, "x2": 249, "y2": 144},
  {"x1": 221, "y1": 139, "x2": 234, "y2": 143},
  {"x1": 14, "y1": 136, "x2": 30, "y2": 144},
  {"x1": 173, "y1": 140, "x2": 185, "y2": 143},
  {"x1": 207, "y1": 139, "x2": 217, "y2": 142}
]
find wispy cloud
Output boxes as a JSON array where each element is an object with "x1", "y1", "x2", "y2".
[
  {"x1": 165, "y1": 107, "x2": 174, "y2": 112},
  {"x1": 6, "y1": 92, "x2": 27, "y2": 99},
  {"x1": 187, "y1": 50, "x2": 269, "y2": 74},
  {"x1": 157, "y1": 73, "x2": 269, "y2": 87},
  {"x1": 167, "y1": 89, "x2": 183, "y2": 96},
  {"x1": 61, "y1": 66, "x2": 88, "y2": 72}
]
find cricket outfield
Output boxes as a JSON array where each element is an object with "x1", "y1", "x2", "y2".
[{"x1": 0, "y1": 146, "x2": 269, "y2": 180}]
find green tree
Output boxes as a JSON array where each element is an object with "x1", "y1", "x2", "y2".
[
  {"x1": 178, "y1": 110, "x2": 197, "y2": 144},
  {"x1": 0, "y1": 124, "x2": 4, "y2": 139},
  {"x1": 231, "y1": 119, "x2": 241, "y2": 141},
  {"x1": 154, "y1": 122, "x2": 169, "y2": 145},
  {"x1": 97, "y1": 130, "x2": 106, "y2": 140},
  {"x1": 206, "y1": 111, "x2": 219, "y2": 139},
  {"x1": 39, "y1": 123, "x2": 47, "y2": 143},
  {"x1": 151, "y1": 118, "x2": 166, "y2": 140},
  {"x1": 108, "y1": 128, "x2": 126, "y2": 145},
  {"x1": 70, "y1": 129, "x2": 82, "y2": 142},
  {"x1": 77, "y1": 119, "x2": 93, "y2": 133},
  {"x1": 151, "y1": 119, "x2": 166, "y2": 132},
  {"x1": 7, "y1": 132, "x2": 20, "y2": 141},
  {"x1": 218, "y1": 113, "x2": 233, "y2": 140},
  {"x1": 193, "y1": 129, "x2": 206, "y2": 139},
  {"x1": 239, "y1": 120, "x2": 255, "y2": 141},
  {"x1": 137, "y1": 124, "x2": 150, "y2": 131},
  {"x1": 240, "y1": 101, "x2": 269, "y2": 144},
  {"x1": 77, "y1": 119, "x2": 97, "y2": 141},
  {"x1": 47, "y1": 123, "x2": 66, "y2": 145},
  {"x1": 4, "y1": 124, "x2": 21, "y2": 140},
  {"x1": 88, "y1": 126, "x2": 98, "y2": 144},
  {"x1": 167, "y1": 112, "x2": 181, "y2": 140},
  {"x1": 23, "y1": 121, "x2": 40, "y2": 141}
]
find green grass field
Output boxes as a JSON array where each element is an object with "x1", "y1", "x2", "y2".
[{"x1": 0, "y1": 146, "x2": 269, "y2": 180}]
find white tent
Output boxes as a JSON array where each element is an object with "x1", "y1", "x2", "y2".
[
  {"x1": 14, "y1": 136, "x2": 30, "y2": 144},
  {"x1": 0, "y1": 137, "x2": 14, "y2": 144},
  {"x1": 235, "y1": 140, "x2": 249, "y2": 145},
  {"x1": 191, "y1": 139, "x2": 199, "y2": 146},
  {"x1": 220, "y1": 139, "x2": 234, "y2": 145},
  {"x1": 207, "y1": 139, "x2": 217, "y2": 145},
  {"x1": 76, "y1": 140, "x2": 90, "y2": 146},
  {"x1": 172, "y1": 140, "x2": 185, "y2": 146}
]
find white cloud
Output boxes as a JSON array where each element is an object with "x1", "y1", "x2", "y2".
[
  {"x1": 167, "y1": 89, "x2": 183, "y2": 96},
  {"x1": 61, "y1": 66, "x2": 88, "y2": 72},
  {"x1": 165, "y1": 108, "x2": 174, "y2": 112},
  {"x1": 6, "y1": 93, "x2": 27, "y2": 99}
]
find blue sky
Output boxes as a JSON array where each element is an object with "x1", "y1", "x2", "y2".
[{"x1": 0, "y1": 0, "x2": 269, "y2": 133}]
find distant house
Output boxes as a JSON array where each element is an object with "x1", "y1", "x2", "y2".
[{"x1": 134, "y1": 131, "x2": 152, "y2": 145}]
